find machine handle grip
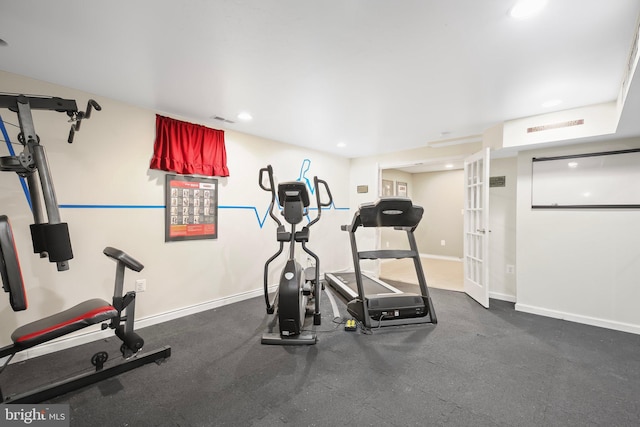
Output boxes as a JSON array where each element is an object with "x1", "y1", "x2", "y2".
[
  {"x1": 316, "y1": 178, "x2": 333, "y2": 207},
  {"x1": 68, "y1": 126, "x2": 76, "y2": 144},
  {"x1": 84, "y1": 99, "x2": 102, "y2": 119},
  {"x1": 307, "y1": 176, "x2": 333, "y2": 228},
  {"x1": 259, "y1": 165, "x2": 275, "y2": 191},
  {"x1": 259, "y1": 165, "x2": 282, "y2": 227},
  {"x1": 67, "y1": 99, "x2": 101, "y2": 143}
]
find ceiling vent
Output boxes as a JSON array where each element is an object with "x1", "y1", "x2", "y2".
[
  {"x1": 212, "y1": 115, "x2": 235, "y2": 124},
  {"x1": 527, "y1": 119, "x2": 584, "y2": 133}
]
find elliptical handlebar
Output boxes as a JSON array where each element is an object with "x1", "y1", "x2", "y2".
[
  {"x1": 258, "y1": 165, "x2": 275, "y2": 192},
  {"x1": 259, "y1": 165, "x2": 282, "y2": 227},
  {"x1": 307, "y1": 176, "x2": 333, "y2": 228},
  {"x1": 258, "y1": 166, "x2": 334, "y2": 230},
  {"x1": 315, "y1": 177, "x2": 333, "y2": 208}
]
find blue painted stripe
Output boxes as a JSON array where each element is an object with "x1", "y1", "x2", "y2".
[
  {"x1": 219, "y1": 205, "x2": 270, "y2": 228},
  {"x1": 60, "y1": 204, "x2": 164, "y2": 209},
  {"x1": 59, "y1": 203, "x2": 348, "y2": 228},
  {"x1": 0, "y1": 115, "x2": 33, "y2": 210},
  {"x1": 3, "y1": 123, "x2": 349, "y2": 228}
]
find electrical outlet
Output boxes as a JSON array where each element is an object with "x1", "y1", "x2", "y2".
[
  {"x1": 506, "y1": 265, "x2": 515, "y2": 274},
  {"x1": 135, "y1": 279, "x2": 147, "y2": 292}
]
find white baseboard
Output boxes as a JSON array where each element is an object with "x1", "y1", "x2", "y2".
[
  {"x1": 420, "y1": 253, "x2": 462, "y2": 262},
  {"x1": 5, "y1": 285, "x2": 277, "y2": 364},
  {"x1": 489, "y1": 291, "x2": 516, "y2": 303},
  {"x1": 515, "y1": 303, "x2": 640, "y2": 335},
  {"x1": 380, "y1": 253, "x2": 462, "y2": 263}
]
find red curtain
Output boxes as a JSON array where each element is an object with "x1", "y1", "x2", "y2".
[{"x1": 150, "y1": 115, "x2": 229, "y2": 177}]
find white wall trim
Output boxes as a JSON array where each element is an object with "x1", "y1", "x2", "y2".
[
  {"x1": 420, "y1": 253, "x2": 463, "y2": 262},
  {"x1": 489, "y1": 291, "x2": 516, "y2": 303},
  {"x1": 515, "y1": 303, "x2": 640, "y2": 335},
  {"x1": 380, "y1": 253, "x2": 462, "y2": 263},
  {"x1": 4, "y1": 285, "x2": 277, "y2": 365}
]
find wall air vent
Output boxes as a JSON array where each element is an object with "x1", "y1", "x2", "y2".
[
  {"x1": 212, "y1": 116, "x2": 235, "y2": 124},
  {"x1": 527, "y1": 119, "x2": 584, "y2": 134}
]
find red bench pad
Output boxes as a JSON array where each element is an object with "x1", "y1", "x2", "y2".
[{"x1": 11, "y1": 298, "x2": 117, "y2": 349}]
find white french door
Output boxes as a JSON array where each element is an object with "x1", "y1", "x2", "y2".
[{"x1": 463, "y1": 148, "x2": 490, "y2": 308}]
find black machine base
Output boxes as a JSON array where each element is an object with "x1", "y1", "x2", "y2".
[
  {"x1": 261, "y1": 332, "x2": 317, "y2": 345},
  {"x1": 347, "y1": 294, "x2": 436, "y2": 326},
  {"x1": 2, "y1": 346, "x2": 171, "y2": 404},
  {"x1": 361, "y1": 293, "x2": 427, "y2": 320}
]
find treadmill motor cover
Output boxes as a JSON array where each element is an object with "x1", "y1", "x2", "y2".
[{"x1": 366, "y1": 293, "x2": 427, "y2": 320}]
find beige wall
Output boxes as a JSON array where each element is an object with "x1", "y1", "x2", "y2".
[
  {"x1": 0, "y1": 70, "x2": 352, "y2": 352},
  {"x1": 412, "y1": 169, "x2": 464, "y2": 258}
]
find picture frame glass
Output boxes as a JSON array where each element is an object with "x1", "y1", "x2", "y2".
[{"x1": 165, "y1": 174, "x2": 218, "y2": 242}]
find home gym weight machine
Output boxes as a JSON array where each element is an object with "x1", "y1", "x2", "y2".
[
  {"x1": 325, "y1": 197, "x2": 437, "y2": 329},
  {"x1": 259, "y1": 165, "x2": 333, "y2": 345},
  {"x1": 0, "y1": 94, "x2": 171, "y2": 403}
]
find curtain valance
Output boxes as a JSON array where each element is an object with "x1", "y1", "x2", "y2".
[{"x1": 150, "y1": 115, "x2": 229, "y2": 177}]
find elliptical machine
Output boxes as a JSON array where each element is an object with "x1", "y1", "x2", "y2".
[{"x1": 259, "y1": 165, "x2": 333, "y2": 345}]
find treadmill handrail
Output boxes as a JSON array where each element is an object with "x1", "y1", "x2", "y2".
[{"x1": 358, "y1": 250, "x2": 418, "y2": 260}]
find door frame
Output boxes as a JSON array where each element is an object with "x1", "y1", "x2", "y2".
[
  {"x1": 377, "y1": 156, "x2": 468, "y2": 286},
  {"x1": 463, "y1": 148, "x2": 491, "y2": 307}
]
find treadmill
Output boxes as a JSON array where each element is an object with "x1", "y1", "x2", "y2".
[{"x1": 325, "y1": 197, "x2": 437, "y2": 328}]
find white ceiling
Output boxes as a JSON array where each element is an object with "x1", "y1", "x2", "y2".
[{"x1": 1, "y1": 1, "x2": 640, "y2": 159}]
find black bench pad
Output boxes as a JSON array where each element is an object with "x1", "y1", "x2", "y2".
[{"x1": 11, "y1": 298, "x2": 117, "y2": 349}]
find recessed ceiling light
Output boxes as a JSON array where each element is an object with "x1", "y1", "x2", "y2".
[
  {"x1": 237, "y1": 112, "x2": 252, "y2": 121},
  {"x1": 542, "y1": 99, "x2": 562, "y2": 108},
  {"x1": 509, "y1": 0, "x2": 547, "y2": 19},
  {"x1": 336, "y1": 142, "x2": 346, "y2": 148},
  {"x1": 445, "y1": 164, "x2": 454, "y2": 168}
]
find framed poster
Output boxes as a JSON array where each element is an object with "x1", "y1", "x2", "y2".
[
  {"x1": 381, "y1": 179, "x2": 394, "y2": 196},
  {"x1": 396, "y1": 181, "x2": 408, "y2": 197},
  {"x1": 165, "y1": 174, "x2": 218, "y2": 242}
]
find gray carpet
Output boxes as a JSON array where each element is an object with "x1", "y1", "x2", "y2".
[{"x1": 2, "y1": 284, "x2": 640, "y2": 426}]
